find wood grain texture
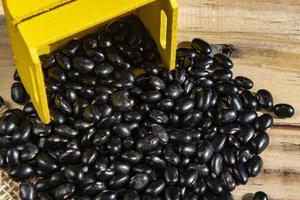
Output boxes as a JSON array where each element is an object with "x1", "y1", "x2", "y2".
[{"x1": 0, "y1": 0, "x2": 300, "y2": 199}]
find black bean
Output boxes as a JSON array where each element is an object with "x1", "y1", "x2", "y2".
[
  {"x1": 121, "y1": 150, "x2": 143, "y2": 164},
  {"x1": 222, "y1": 148, "x2": 236, "y2": 166},
  {"x1": 274, "y1": 103, "x2": 295, "y2": 118},
  {"x1": 36, "y1": 153, "x2": 59, "y2": 173},
  {"x1": 232, "y1": 164, "x2": 248, "y2": 184},
  {"x1": 212, "y1": 69, "x2": 232, "y2": 83},
  {"x1": 157, "y1": 99, "x2": 174, "y2": 112},
  {"x1": 191, "y1": 38, "x2": 212, "y2": 55},
  {"x1": 174, "y1": 97, "x2": 195, "y2": 114},
  {"x1": 141, "y1": 90, "x2": 161, "y2": 103},
  {"x1": 194, "y1": 55, "x2": 214, "y2": 69},
  {"x1": 109, "y1": 174, "x2": 129, "y2": 189},
  {"x1": 253, "y1": 191, "x2": 268, "y2": 200},
  {"x1": 54, "y1": 183, "x2": 75, "y2": 199},
  {"x1": 164, "y1": 186, "x2": 180, "y2": 200},
  {"x1": 237, "y1": 110, "x2": 257, "y2": 124},
  {"x1": 0, "y1": 114, "x2": 19, "y2": 134},
  {"x1": 217, "y1": 109, "x2": 237, "y2": 124},
  {"x1": 9, "y1": 164, "x2": 34, "y2": 180},
  {"x1": 64, "y1": 165, "x2": 84, "y2": 183},
  {"x1": 241, "y1": 90, "x2": 258, "y2": 110},
  {"x1": 180, "y1": 168, "x2": 199, "y2": 187},
  {"x1": 124, "y1": 190, "x2": 140, "y2": 200},
  {"x1": 12, "y1": 120, "x2": 31, "y2": 144},
  {"x1": 210, "y1": 153, "x2": 223, "y2": 176},
  {"x1": 145, "y1": 180, "x2": 166, "y2": 196},
  {"x1": 95, "y1": 190, "x2": 117, "y2": 200},
  {"x1": 168, "y1": 128, "x2": 192, "y2": 144},
  {"x1": 82, "y1": 148, "x2": 98, "y2": 165},
  {"x1": 250, "y1": 132, "x2": 269, "y2": 154},
  {"x1": 149, "y1": 109, "x2": 169, "y2": 124},
  {"x1": 58, "y1": 149, "x2": 81, "y2": 164},
  {"x1": 11, "y1": 82, "x2": 29, "y2": 104},
  {"x1": 206, "y1": 177, "x2": 223, "y2": 194},
  {"x1": 110, "y1": 91, "x2": 133, "y2": 112},
  {"x1": 212, "y1": 134, "x2": 227, "y2": 152},
  {"x1": 236, "y1": 148, "x2": 252, "y2": 164},
  {"x1": 235, "y1": 76, "x2": 253, "y2": 89},
  {"x1": 54, "y1": 94, "x2": 72, "y2": 115},
  {"x1": 220, "y1": 170, "x2": 236, "y2": 191},
  {"x1": 246, "y1": 155, "x2": 263, "y2": 177},
  {"x1": 40, "y1": 54, "x2": 55, "y2": 69},
  {"x1": 213, "y1": 53, "x2": 233, "y2": 69},
  {"x1": 197, "y1": 141, "x2": 214, "y2": 163},
  {"x1": 196, "y1": 88, "x2": 212, "y2": 111},
  {"x1": 216, "y1": 82, "x2": 238, "y2": 95},
  {"x1": 82, "y1": 182, "x2": 106, "y2": 196},
  {"x1": 164, "y1": 84, "x2": 184, "y2": 99},
  {"x1": 19, "y1": 181, "x2": 35, "y2": 200},
  {"x1": 256, "y1": 89, "x2": 273, "y2": 110},
  {"x1": 129, "y1": 173, "x2": 149, "y2": 190},
  {"x1": 229, "y1": 94, "x2": 244, "y2": 112},
  {"x1": 20, "y1": 143, "x2": 39, "y2": 161},
  {"x1": 237, "y1": 125, "x2": 255, "y2": 144},
  {"x1": 254, "y1": 113, "x2": 273, "y2": 131}
]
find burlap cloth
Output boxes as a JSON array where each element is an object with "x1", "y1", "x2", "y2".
[{"x1": 0, "y1": 170, "x2": 19, "y2": 200}]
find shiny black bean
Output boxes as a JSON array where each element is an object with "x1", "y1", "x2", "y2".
[
  {"x1": 106, "y1": 47, "x2": 124, "y2": 66},
  {"x1": 110, "y1": 91, "x2": 133, "y2": 112},
  {"x1": 194, "y1": 55, "x2": 213, "y2": 69},
  {"x1": 109, "y1": 174, "x2": 129, "y2": 189},
  {"x1": 213, "y1": 53, "x2": 233, "y2": 69},
  {"x1": 129, "y1": 173, "x2": 149, "y2": 190},
  {"x1": 164, "y1": 166, "x2": 179, "y2": 185},
  {"x1": 274, "y1": 103, "x2": 295, "y2": 118},
  {"x1": 12, "y1": 120, "x2": 31, "y2": 144},
  {"x1": 149, "y1": 109, "x2": 169, "y2": 124},
  {"x1": 212, "y1": 134, "x2": 227, "y2": 152},
  {"x1": 54, "y1": 183, "x2": 75, "y2": 199},
  {"x1": 235, "y1": 76, "x2": 253, "y2": 89},
  {"x1": 179, "y1": 168, "x2": 198, "y2": 187},
  {"x1": 6, "y1": 148, "x2": 20, "y2": 166},
  {"x1": 217, "y1": 108, "x2": 237, "y2": 124},
  {"x1": 64, "y1": 165, "x2": 84, "y2": 183},
  {"x1": 35, "y1": 178, "x2": 52, "y2": 192},
  {"x1": 54, "y1": 94, "x2": 72, "y2": 114},
  {"x1": 95, "y1": 190, "x2": 117, "y2": 200},
  {"x1": 82, "y1": 148, "x2": 98, "y2": 165},
  {"x1": 222, "y1": 148, "x2": 236, "y2": 166},
  {"x1": 211, "y1": 69, "x2": 232, "y2": 83},
  {"x1": 36, "y1": 153, "x2": 59, "y2": 173},
  {"x1": 164, "y1": 186, "x2": 180, "y2": 200},
  {"x1": 9, "y1": 164, "x2": 34, "y2": 180},
  {"x1": 82, "y1": 182, "x2": 106, "y2": 196},
  {"x1": 218, "y1": 192, "x2": 234, "y2": 200},
  {"x1": 11, "y1": 82, "x2": 29, "y2": 104},
  {"x1": 254, "y1": 113, "x2": 273, "y2": 131},
  {"x1": 164, "y1": 84, "x2": 184, "y2": 99},
  {"x1": 145, "y1": 180, "x2": 165, "y2": 196},
  {"x1": 256, "y1": 89, "x2": 273, "y2": 110},
  {"x1": 168, "y1": 128, "x2": 192, "y2": 144},
  {"x1": 123, "y1": 190, "x2": 140, "y2": 200},
  {"x1": 241, "y1": 90, "x2": 258, "y2": 110},
  {"x1": 174, "y1": 97, "x2": 195, "y2": 114},
  {"x1": 54, "y1": 125, "x2": 78, "y2": 138},
  {"x1": 197, "y1": 141, "x2": 214, "y2": 163},
  {"x1": 20, "y1": 143, "x2": 39, "y2": 161},
  {"x1": 141, "y1": 90, "x2": 161, "y2": 103},
  {"x1": 196, "y1": 88, "x2": 212, "y2": 111},
  {"x1": 121, "y1": 150, "x2": 143, "y2": 164},
  {"x1": 216, "y1": 82, "x2": 238, "y2": 95},
  {"x1": 237, "y1": 125, "x2": 255, "y2": 144},
  {"x1": 40, "y1": 54, "x2": 55, "y2": 68},
  {"x1": 0, "y1": 114, "x2": 19, "y2": 134},
  {"x1": 253, "y1": 191, "x2": 268, "y2": 200},
  {"x1": 236, "y1": 148, "x2": 252, "y2": 164},
  {"x1": 229, "y1": 94, "x2": 244, "y2": 112},
  {"x1": 246, "y1": 155, "x2": 263, "y2": 177},
  {"x1": 237, "y1": 110, "x2": 257, "y2": 124},
  {"x1": 210, "y1": 153, "x2": 223, "y2": 176},
  {"x1": 232, "y1": 164, "x2": 248, "y2": 184},
  {"x1": 173, "y1": 67, "x2": 187, "y2": 85},
  {"x1": 206, "y1": 177, "x2": 223, "y2": 194},
  {"x1": 250, "y1": 132, "x2": 269, "y2": 154},
  {"x1": 93, "y1": 129, "x2": 111, "y2": 146},
  {"x1": 176, "y1": 48, "x2": 197, "y2": 59},
  {"x1": 220, "y1": 170, "x2": 236, "y2": 191},
  {"x1": 58, "y1": 149, "x2": 81, "y2": 164},
  {"x1": 191, "y1": 38, "x2": 212, "y2": 55},
  {"x1": 20, "y1": 181, "x2": 34, "y2": 200}
]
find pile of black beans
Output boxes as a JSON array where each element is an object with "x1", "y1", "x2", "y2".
[{"x1": 0, "y1": 15, "x2": 295, "y2": 200}]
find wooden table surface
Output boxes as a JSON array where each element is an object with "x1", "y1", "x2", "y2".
[{"x1": 0, "y1": 1, "x2": 300, "y2": 200}]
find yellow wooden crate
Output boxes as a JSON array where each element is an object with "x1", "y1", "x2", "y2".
[{"x1": 3, "y1": 0, "x2": 178, "y2": 123}]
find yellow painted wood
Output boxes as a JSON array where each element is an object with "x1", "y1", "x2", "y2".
[{"x1": 2, "y1": 0, "x2": 178, "y2": 124}]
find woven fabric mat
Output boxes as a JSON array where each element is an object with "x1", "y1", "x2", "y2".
[{"x1": 0, "y1": 170, "x2": 19, "y2": 200}]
